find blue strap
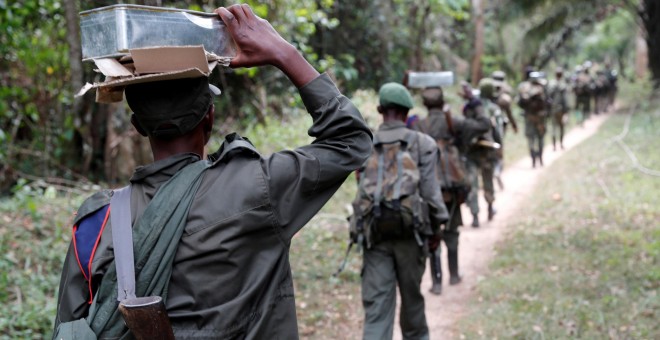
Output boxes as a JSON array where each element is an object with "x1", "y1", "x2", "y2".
[{"x1": 74, "y1": 205, "x2": 110, "y2": 279}]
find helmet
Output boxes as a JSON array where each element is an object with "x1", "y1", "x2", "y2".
[
  {"x1": 491, "y1": 70, "x2": 506, "y2": 81},
  {"x1": 478, "y1": 78, "x2": 496, "y2": 99}
]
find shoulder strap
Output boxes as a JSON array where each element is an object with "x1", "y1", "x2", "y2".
[
  {"x1": 392, "y1": 132, "x2": 417, "y2": 209},
  {"x1": 109, "y1": 185, "x2": 135, "y2": 301},
  {"x1": 373, "y1": 148, "x2": 385, "y2": 218},
  {"x1": 87, "y1": 160, "x2": 211, "y2": 338},
  {"x1": 444, "y1": 109, "x2": 455, "y2": 136},
  {"x1": 372, "y1": 133, "x2": 381, "y2": 147}
]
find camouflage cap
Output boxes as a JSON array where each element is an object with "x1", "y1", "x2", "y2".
[
  {"x1": 125, "y1": 77, "x2": 220, "y2": 139},
  {"x1": 491, "y1": 70, "x2": 506, "y2": 81},
  {"x1": 478, "y1": 78, "x2": 496, "y2": 99},
  {"x1": 379, "y1": 82, "x2": 414, "y2": 109}
]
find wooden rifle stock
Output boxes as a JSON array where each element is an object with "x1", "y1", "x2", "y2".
[{"x1": 118, "y1": 296, "x2": 175, "y2": 340}]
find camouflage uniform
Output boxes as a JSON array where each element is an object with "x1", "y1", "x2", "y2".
[
  {"x1": 491, "y1": 70, "x2": 518, "y2": 135},
  {"x1": 463, "y1": 96, "x2": 498, "y2": 226},
  {"x1": 548, "y1": 71, "x2": 569, "y2": 150},
  {"x1": 517, "y1": 76, "x2": 548, "y2": 167},
  {"x1": 361, "y1": 83, "x2": 448, "y2": 340},
  {"x1": 594, "y1": 70, "x2": 611, "y2": 114},
  {"x1": 574, "y1": 69, "x2": 594, "y2": 122},
  {"x1": 411, "y1": 89, "x2": 490, "y2": 292},
  {"x1": 604, "y1": 65, "x2": 618, "y2": 109}
]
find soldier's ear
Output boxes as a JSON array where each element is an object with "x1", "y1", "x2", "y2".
[
  {"x1": 377, "y1": 105, "x2": 384, "y2": 114},
  {"x1": 130, "y1": 114, "x2": 148, "y2": 137}
]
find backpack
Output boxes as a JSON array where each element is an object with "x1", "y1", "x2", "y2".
[
  {"x1": 350, "y1": 131, "x2": 429, "y2": 250},
  {"x1": 574, "y1": 73, "x2": 592, "y2": 96},
  {"x1": 433, "y1": 110, "x2": 471, "y2": 204}
]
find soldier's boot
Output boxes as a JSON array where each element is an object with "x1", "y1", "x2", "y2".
[
  {"x1": 538, "y1": 151, "x2": 544, "y2": 167},
  {"x1": 448, "y1": 249, "x2": 462, "y2": 285},
  {"x1": 487, "y1": 203, "x2": 496, "y2": 221},
  {"x1": 530, "y1": 150, "x2": 537, "y2": 168},
  {"x1": 429, "y1": 259, "x2": 443, "y2": 295},
  {"x1": 471, "y1": 214, "x2": 479, "y2": 228}
]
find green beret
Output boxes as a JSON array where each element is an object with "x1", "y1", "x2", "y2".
[{"x1": 379, "y1": 82, "x2": 414, "y2": 109}]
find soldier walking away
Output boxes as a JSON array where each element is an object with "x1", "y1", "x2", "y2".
[
  {"x1": 604, "y1": 62, "x2": 618, "y2": 110},
  {"x1": 594, "y1": 68, "x2": 612, "y2": 114},
  {"x1": 352, "y1": 83, "x2": 448, "y2": 340},
  {"x1": 548, "y1": 67, "x2": 569, "y2": 150},
  {"x1": 573, "y1": 64, "x2": 593, "y2": 124},
  {"x1": 517, "y1": 68, "x2": 548, "y2": 168},
  {"x1": 410, "y1": 87, "x2": 490, "y2": 294},
  {"x1": 478, "y1": 77, "x2": 506, "y2": 191},
  {"x1": 491, "y1": 70, "x2": 519, "y2": 136},
  {"x1": 52, "y1": 5, "x2": 372, "y2": 339},
  {"x1": 460, "y1": 82, "x2": 498, "y2": 227}
]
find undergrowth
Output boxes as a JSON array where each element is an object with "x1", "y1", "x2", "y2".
[{"x1": 456, "y1": 106, "x2": 659, "y2": 339}]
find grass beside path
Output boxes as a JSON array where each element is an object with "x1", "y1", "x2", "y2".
[{"x1": 456, "y1": 108, "x2": 660, "y2": 339}]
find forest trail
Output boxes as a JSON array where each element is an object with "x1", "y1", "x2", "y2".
[{"x1": 392, "y1": 112, "x2": 612, "y2": 340}]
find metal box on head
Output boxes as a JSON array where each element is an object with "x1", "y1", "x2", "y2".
[{"x1": 80, "y1": 4, "x2": 236, "y2": 61}]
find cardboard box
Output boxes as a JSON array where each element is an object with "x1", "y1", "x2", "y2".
[{"x1": 77, "y1": 45, "x2": 230, "y2": 103}]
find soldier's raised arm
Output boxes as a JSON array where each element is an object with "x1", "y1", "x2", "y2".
[{"x1": 217, "y1": 4, "x2": 372, "y2": 240}]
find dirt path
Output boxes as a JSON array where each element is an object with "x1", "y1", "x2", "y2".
[{"x1": 392, "y1": 112, "x2": 612, "y2": 340}]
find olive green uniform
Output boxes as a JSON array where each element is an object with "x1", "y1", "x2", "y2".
[
  {"x1": 574, "y1": 72, "x2": 594, "y2": 122},
  {"x1": 361, "y1": 121, "x2": 447, "y2": 340},
  {"x1": 548, "y1": 78, "x2": 569, "y2": 150},
  {"x1": 462, "y1": 97, "x2": 498, "y2": 219},
  {"x1": 411, "y1": 107, "x2": 490, "y2": 249},
  {"x1": 54, "y1": 74, "x2": 372, "y2": 339},
  {"x1": 517, "y1": 80, "x2": 548, "y2": 167},
  {"x1": 411, "y1": 107, "x2": 489, "y2": 285}
]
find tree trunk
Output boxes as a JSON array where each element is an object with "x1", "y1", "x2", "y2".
[
  {"x1": 63, "y1": 0, "x2": 94, "y2": 175},
  {"x1": 635, "y1": 26, "x2": 648, "y2": 80},
  {"x1": 471, "y1": 0, "x2": 484, "y2": 85},
  {"x1": 642, "y1": 0, "x2": 660, "y2": 87},
  {"x1": 408, "y1": 3, "x2": 431, "y2": 71}
]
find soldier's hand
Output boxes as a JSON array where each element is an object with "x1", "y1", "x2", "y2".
[
  {"x1": 215, "y1": 4, "x2": 319, "y2": 87},
  {"x1": 215, "y1": 5, "x2": 293, "y2": 69},
  {"x1": 428, "y1": 234, "x2": 441, "y2": 252}
]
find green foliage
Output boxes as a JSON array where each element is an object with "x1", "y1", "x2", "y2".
[
  {"x1": 0, "y1": 0, "x2": 73, "y2": 176},
  {"x1": 0, "y1": 183, "x2": 84, "y2": 338},
  {"x1": 457, "y1": 109, "x2": 660, "y2": 339}
]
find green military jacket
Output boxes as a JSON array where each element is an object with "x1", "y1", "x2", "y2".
[{"x1": 54, "y1": 74, "x2": 372, "y2": 339}]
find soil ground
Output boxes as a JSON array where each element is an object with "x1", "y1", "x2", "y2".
[{"x1": 392, "y1": 112, "x2": 612, "y2": 340}]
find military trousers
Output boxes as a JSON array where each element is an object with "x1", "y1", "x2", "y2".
[
  {"x1": 524, "y1": 113, "x2": 546, "y2": 155},
  {"x1": 575, "y1": 95, "x2": 591, "y2": 122},
  {"x1": 465, "y1": 153, "x2": 495, "y2": 216},
  {"x1": 442, "y1": 197, "x2": 462, "y2": 251},
  {"x1": 550, "y1": 111, "x2": 567, "y2": 147},
  {"x1": 362, "y1": 239, "x2": 429, "y2": 340}
]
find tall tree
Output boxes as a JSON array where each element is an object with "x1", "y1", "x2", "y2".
[
  {"x1": 639, "y1": 0, "x2": 660, "y2": 86},
  {"x1": 470, "y1": 0, "x2": 484, "y2": 85}
]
